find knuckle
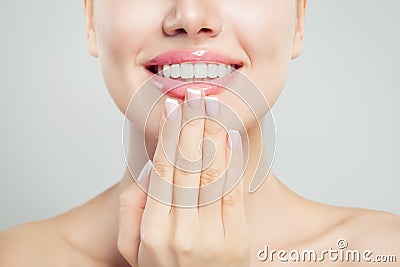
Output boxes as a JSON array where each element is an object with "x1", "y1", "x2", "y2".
[
  {"x1": 198, "y1": 240, "x2": 221, "y2": 260},
  {"x1": 201, "y1": 167, "x2": 222, "y2": 185},
  {"x1": 199, "y1": 249, "x2": 217, "y2": 261},
  {"x1": 184, "y1": 117, "x2": 203, "y2": 128},
  {"x1": 140, "y1": 231, "x2": 163, "y2": 252},
  {"x1": 173, "y1": 166, "x2": 190, "y2": 178},
  {"x1": 175, "y1": 156, "x2": 201, "y2": 175},
  {"x1": 152, "y1": 159, "x2": 172, "y2": 179},
  {"x1": 223, "y1": 192, "x2": 238, "y2": 206},
  {"x1": 205, "y1": 120, "x2": 224, "y2": 136},
  {"x1": 170, "y1": 235, "x2": 193, "y2": 256}
]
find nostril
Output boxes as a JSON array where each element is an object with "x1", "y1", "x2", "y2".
[
  {"x1": 199, "y1": 28, "x2": 212, "y2": 34},
  {"x1": 175, "y1": 28, "x2": 187, "y2": 35},
  {"x1": 167, "y1": 27, "x2": 213, "y2": 37},
  {"x1": 167, "y1": 28, "x2": 186, "y2": 36}
]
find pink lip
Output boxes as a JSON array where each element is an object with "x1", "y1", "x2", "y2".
[
  {"x1": 144, "y1": 49, "x2": 243, "y2": 99},
  {"x1": 145, "y1": 49, "x2": 243, "y2": 67}
]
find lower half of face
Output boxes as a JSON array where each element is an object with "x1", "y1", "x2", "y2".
[{"x1": 93, "y1": 0, "x2": 298, "y2": 141}]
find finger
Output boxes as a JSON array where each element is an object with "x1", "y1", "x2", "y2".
[
  {"x1": 222, "y1": 130, "x2": 246, "y2": 239},
  {"x1": 117, "y1": 161, "x2": 152, "y2": 266},
  {"x1": 198, "y1": 96, "x2": 225, "y2": 231},
  {"x1": 170, "y1": 87, "x2": 206, "y2": 247},
  {"x1": 172, "y1": 87, "x2": 205, "y2": 209},
  {"x1": 146, "y1": 97, "x2": 182, "y2": 216}
]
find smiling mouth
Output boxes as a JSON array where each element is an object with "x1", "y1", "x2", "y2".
[
  {"x1": 143, "y1": 49, "x2": 244, "y2": 98},
  {"x1": 146, "y1": 63, "x2": 242, "y2": 82}
]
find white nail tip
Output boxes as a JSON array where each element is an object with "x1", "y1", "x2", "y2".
[
  {"x1": 205, "y1": 96, "x2": 218, "y2": 102},
  {"x1": 137, "y1": 160, "x2": 152, "y2": 183},
  {"x1": 165, "y1": 98, "x2": 178, "y2": 105},
  {"x1": 187, "y1": 88, "x2": 201, "y2": 96},
  {"x1": 228, "y1": 130, "x2": 240, "y2": 150},
  {"x1": 205, "y1": 96, "x2": 219, "y2": 118},
  {"x1": 165, "y1": 98, "x2": 179, "y2": 120}
]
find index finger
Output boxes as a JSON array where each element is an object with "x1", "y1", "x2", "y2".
[{"x1": 145, "y1": 97, "x2": 182, "y2": 215}]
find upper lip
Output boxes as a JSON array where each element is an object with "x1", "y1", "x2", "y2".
[{"x1": 144, "y1": 49, "x2": 244, "y2": 69}]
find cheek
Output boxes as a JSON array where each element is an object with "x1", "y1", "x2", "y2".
[
  {"x1": 94, "y1": 1, "x2": 162, "y2": 114},
  {"x1": 96, "y1": 1, "x2": 156, "y2": 58},
  {"x1": 229, "y1": 1, "x2": 296, "y2": 113}
]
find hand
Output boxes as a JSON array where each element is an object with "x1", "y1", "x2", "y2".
[{"x1": 118, "y1": 88, "x2": 250, "y2": 267}]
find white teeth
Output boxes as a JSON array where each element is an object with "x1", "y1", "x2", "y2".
[
  {"x1": 155, "y1": 63, "x2": 237, "y2": 79},
  {"x1": 162, "y1": 65, "x2": 171, "y2": 78},
  {"x1": 207, "y1": 63, "x2": 218, "y2": 78},
  {"x1": 180, "y1": 63, "x2": 194, "y2": 79},
  {"x1": 170, "y1": 64, "x2": 180, "y2": 78},
  {"x1": 226, "y1": 65, "x2": 233, "y2": 75},
  {"x1": 194, "y1": 63, "x2": 208, "y2": 78},
  {"x1": 218, "y1": 64, "x2": 226, "y2": 78}
]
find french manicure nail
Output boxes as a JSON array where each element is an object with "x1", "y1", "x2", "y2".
[
  {"x1": 205, "y1": 96, "x2": 219, "y2": 118},
  {"x1": 187, "y1": 88, "x2": 201, "y2": 109},
  {"x1": 137, "y1": 160, "x2": 152, "y2": 185},
  {"x1": 164, "y1": 98, "x2": 179, "y2": 121},
  {"x1": 228, "y1": 130, "x2": 240, "y2": 150}
]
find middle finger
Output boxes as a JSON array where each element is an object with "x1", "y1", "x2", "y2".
[
  {"x1": 198, "y1": 96, "x2": 226, "y2": 230},
  {"x1": 172, "y1": 87, "x2": 205, "y2": 209}
]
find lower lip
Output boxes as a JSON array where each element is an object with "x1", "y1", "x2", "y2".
[{"x1": 145, "y1": 69, "x2": 239, "y2": 99}]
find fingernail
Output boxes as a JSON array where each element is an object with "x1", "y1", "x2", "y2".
[
  {"x1": 137, "y1": 160, "x2": 152, "y2": 185},
  {"x1": 164, "y1": 98, "x2": 179, "y2": 121},
  {"x1": 205, "y1": 96, "x2": 219, "y2": 118},
  {"x1": 187, "y1": 88, "x2": 201, "y2": 109},
  {"x1": 228, "y1": 130, "x2": 240, "y2": 150}
]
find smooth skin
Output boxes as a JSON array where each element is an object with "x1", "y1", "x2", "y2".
[{"x1": 1, "y1": 0, "x2": 399, "y2": 266}]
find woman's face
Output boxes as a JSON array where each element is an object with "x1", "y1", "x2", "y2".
[{"x1": 84, "y1": 0, "x2": 306, "y2": 141}]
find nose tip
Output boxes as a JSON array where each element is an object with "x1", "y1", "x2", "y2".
[{"x1": 162, "y1": 2, "x2": 222, "y2": 39}]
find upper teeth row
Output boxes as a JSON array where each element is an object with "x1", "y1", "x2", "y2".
[{"x1": 156, "y1": 63, "x2": 235, "y2": 79}]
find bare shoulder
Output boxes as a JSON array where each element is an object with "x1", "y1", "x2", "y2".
[
  {"x1": 346, "y1": 208, "x2": 400, "y2": 244},
  {"x1": 0, "y1": 220, "x2": 68, "y2": 267},
  {"x1": 298, "y1": 204, "x2": 400, "y2": 266},
  {"x1": 338, "y1": 207, "x2": 400, "y2": 264}
]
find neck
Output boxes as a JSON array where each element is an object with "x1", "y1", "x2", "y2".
[{"x1": 57, "y1": 116, "x2": 288, "y2": 266}]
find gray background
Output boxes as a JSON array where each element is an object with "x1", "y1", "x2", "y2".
[{"x1": 0, "y1": 0, "x2": 399, "y2": 231}]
